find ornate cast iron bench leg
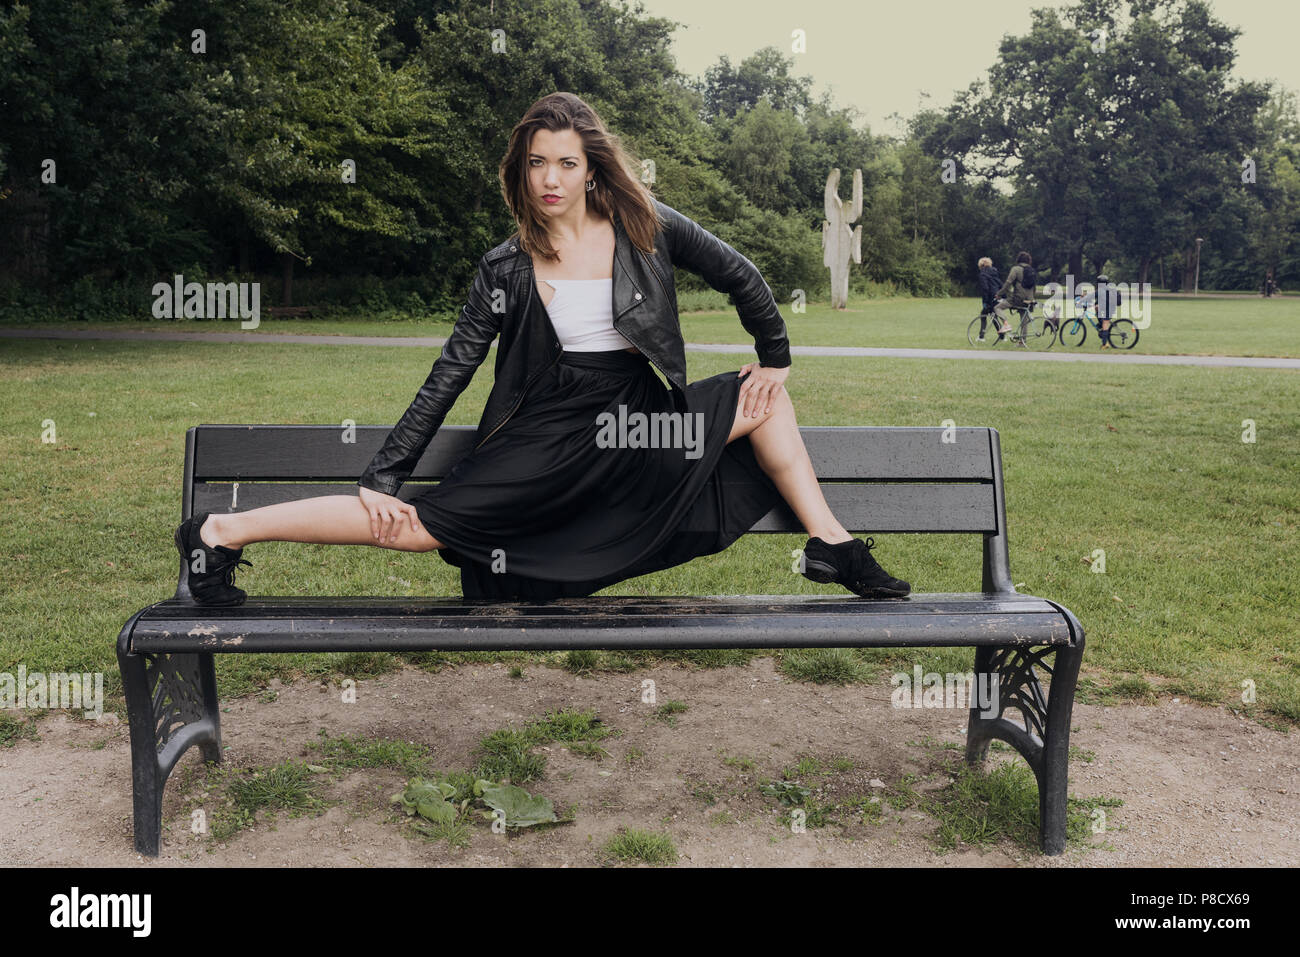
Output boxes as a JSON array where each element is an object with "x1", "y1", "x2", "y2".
[
  {"x1": 117, "y1": 615, "x2": 223, "y2": 856},
  {"x1": 965, "y1": 634, "x2": 1085, "y2": 856}
]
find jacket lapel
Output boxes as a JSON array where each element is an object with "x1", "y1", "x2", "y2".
[{"x1": 612, "y1": 210, "x2": 647, "y2": 323}]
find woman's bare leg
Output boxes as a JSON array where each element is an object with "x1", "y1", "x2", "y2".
[
  {"x1": 197, "y1": 495, "x2": 443, "y2": 552},
  {"x1": 727, "y1": 386, "x2": 851, "y2": 544}
]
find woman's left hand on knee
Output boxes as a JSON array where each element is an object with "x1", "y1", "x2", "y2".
[{"x1": 738, "y1": 363, "x2": 790, "y2": 418}]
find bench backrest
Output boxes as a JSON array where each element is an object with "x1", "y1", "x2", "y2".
[{"x1": 181, "y1": 425, "x2": 1015, "y2": 592}]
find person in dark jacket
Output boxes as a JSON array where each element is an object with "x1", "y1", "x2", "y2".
[
  {"x1": 1096, "y1": 273, "x2": 1122, "y2": 348},
  {"x1": 976, "y1": 256, "x2": 1001, "y2": 341},
  {"x1": 993, "y1": 251, "x2": 1036, "y2": 337}
]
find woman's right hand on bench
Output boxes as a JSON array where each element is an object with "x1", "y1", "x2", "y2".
[{"x1": 359, "y1": 485, "x2": 421, "y2": 545}]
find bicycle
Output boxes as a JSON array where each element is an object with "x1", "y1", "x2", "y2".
[
  {"x1": 1055, "y1": 299, "x2": 1139, "y2": 350},
  {"x1": 967, "y1": 301, "x2": 1057, "y2": 351}
]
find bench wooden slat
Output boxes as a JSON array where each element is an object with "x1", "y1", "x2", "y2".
[
  {"x1": 190, "y1": 425, "x2": 996, "y2": 482},
  {"x1": 192, "y1": 480, "x2": 999, "y2": 533}
]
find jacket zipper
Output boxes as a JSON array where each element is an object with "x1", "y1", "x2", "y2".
[
  {"x1": 474, "y1": 351, "x2": 561, "y2": 451},
  {"x1": 634, "y1": 252, "x2": 686, "y2": 395},
  {"x1": 474, "y1": 278, "x2": 562, "y2": 451}
]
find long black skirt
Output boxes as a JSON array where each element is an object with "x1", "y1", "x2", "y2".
[{"x1": 408, "y1": 349, "x2": 782, "y2": 600}]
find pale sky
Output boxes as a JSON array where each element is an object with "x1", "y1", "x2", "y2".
[{"x1": 637, "y1": 0, "x2": 1299, "y2": 134}]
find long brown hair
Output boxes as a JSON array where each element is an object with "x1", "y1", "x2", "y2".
[{"x1": 499, "y1": 92, "x2": 660, "y2": 263}]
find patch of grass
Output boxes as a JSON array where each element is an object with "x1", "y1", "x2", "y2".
[
  {"x1": 654, "y1": 700, "x2": 688, "y2": 726},
  {"x1": 530, "y1": 708, "x2": 613, "y2": 743},
  {"x1": 886, "y1": 774, "x2": 923, "y2": 811},
  {"x1": 334, "y1": 651, "x2": 400, "y2": 678},
  {"x1": 689, "y1": 781, "x2": 718, "y2": 806},
  {"x1": 1069, "y1": 746, "x2": 1097, "y2": 764},
  {"x1": 658, "y1": 648, "x2": 759, "y2": 668},
  {"x1": 1066, "y1": 794, "x2": 1126, "y2": 842},
  {"x1": 600, "y1": 653, "x2": 641, "y2": 672},
  {"x1": 802, "y1": 799, "x2": 836, "y2": 828},
  {"x1": 780, "y1": 647, "x2": 869, "y2": 684},
  {"x1": 397, "y1": 650, "x2": 538, "y2": 674},
  {"x1": 708, "y1": 810, "x2": 736, "y2": 827},
  {"x1": 414, "y1": 817, "x2": 472, "y2": 849},
  {"x1": 202, "y1": 760, "x2": 329, "y2": 844},
  {"x1": 922, "y1": 760, "x2": 1125, "y2": 853},
  {"x1": 845, "y1": 794, "x2": 885, "y2": 824},
  {"x1": 785, "y1": 754, "x2": 831, "y2": 779},
  {"x1": 508, "y1": 665, "x2": 524, "y2": 679},
  {"x1": 568, "y1": 740, "x2": 610, "y2": 760},
  {"x1": 307, "y1": 729, "x2": 434, "y2": 777},
  {"x1": 722, "y1": 753, "x2": 758, "y2": 774},
  {"x1": 563, "y1": 650, "x2": 598, "y2": 675},
  {"x1": 1076, "y1": 674, "x2": 1160, "y2": 706},
  {"x1": 623, "y1": 746, "x2": 645, "y2": 765},
  {"x1": 474, "y1": 708, "x2": 616, "y2": 782},
  {"x1": 602, "y1": 826, "x2": 678, "y2": 865},
  {"x1": 0, "y1": 711, "x2": 39, "y2": 747},
  {"x1": 474, "y1": 728, "x2": 548, "y2": 785}
]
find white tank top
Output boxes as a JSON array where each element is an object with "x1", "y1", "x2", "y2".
[{"x1": 538, "y1": 278, "x2": 635, "y2": 351}]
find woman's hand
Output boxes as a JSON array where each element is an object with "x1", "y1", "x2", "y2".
[
  {"x1": 358, "y1": 485, "x2": 421, "y2": 545},
  {"x1": 737, "y1": 363, "x2": 790, "y2": 417}
]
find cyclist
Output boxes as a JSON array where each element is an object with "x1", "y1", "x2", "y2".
[
  {"x1": 1096, "y1": 273, "x2": 1123, "y2": 348},
  {"x1": 976, "y1": 256, "x2": 1001, "y2": 341},
  {"x1": 993, "y1": 250, "x2": 1037, "y2": 339}
]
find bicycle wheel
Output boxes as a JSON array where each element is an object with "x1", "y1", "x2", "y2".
[
  {"x1": 1106, "y1": 319, "x2": 1139, "y2": 350},
  {"x1": 967, "y1": 315, "x2": 1001, "y2": 348},
  {"x1": 1023, "y1": 314, "x2": 1057, "y2": 351},
  {"x1": 1058, "y1": 318, "x2": 1087, "y2": 348}
]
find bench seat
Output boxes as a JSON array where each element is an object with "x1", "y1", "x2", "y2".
[{"x1": 123, "y1": 593, "x2": 1079, "y2": 653}]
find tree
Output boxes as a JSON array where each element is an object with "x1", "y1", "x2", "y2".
[{"x1": 925, "y1": 0, "x2": 1268, "y2": 287}]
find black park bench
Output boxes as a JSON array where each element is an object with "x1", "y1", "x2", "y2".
[{"x1": 116, "y1": 424, "x2": 1086, "y2": 856}]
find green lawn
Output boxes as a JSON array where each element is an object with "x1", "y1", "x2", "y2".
[
  {"x1": 2, "y1": 333, "x2": 1296, "y2": 726},
  {"x1": 679, "y1": 294, "x2": 1300, "y2": 359},
  {"x1": 5, "y1": 292, "x2": 1298, "y2": 358}
]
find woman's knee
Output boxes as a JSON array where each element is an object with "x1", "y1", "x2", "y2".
[{"x1": 379, "y1": 517, "x2": 442, "y2": 552}]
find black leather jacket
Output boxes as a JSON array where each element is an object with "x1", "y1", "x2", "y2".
[{"x1": 357, "y1": 198, "x2": 792, "y2": 495}]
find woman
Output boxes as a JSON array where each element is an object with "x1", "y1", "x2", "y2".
[
  {"x1": 976, "y1": 256, "x2": 1001, "y2": 341},
  {"x1": 174, "y1": 92, "x2": 910, "y2": 605}
]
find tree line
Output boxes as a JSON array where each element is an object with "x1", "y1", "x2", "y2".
[{"x1": 1, "y1": 0, "x2": 1295, "y2": 322}]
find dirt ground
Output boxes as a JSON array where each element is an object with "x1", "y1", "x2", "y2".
[{"x1": 2, "y1": 657, "x2": 1296, "y2": 867}]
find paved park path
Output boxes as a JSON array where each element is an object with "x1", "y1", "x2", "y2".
[{"x1": 3, "y1": 325, "x2": 1298, "y2": 369}]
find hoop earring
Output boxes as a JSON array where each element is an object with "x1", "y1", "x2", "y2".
[{"x1": 585, "y1": 179, "x2": 595, "y2": 192}]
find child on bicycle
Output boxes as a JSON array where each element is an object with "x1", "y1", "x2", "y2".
[
  {"x1": 977, "y1": 256, "x2": 1001, "y2": 341},
  {"x1": 1096, "y1": 273, "x2": 1123, "y2": 348}
]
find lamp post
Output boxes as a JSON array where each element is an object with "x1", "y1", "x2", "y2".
[{"x1": 1194, "y1": 237, "x2": 1203, "y2": 295}]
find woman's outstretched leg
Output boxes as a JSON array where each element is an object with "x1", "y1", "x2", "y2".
[
  {"x1": 175, "y1": 495, "x2": 443, "y2": 605},
  {"x1": 726, "y1": 387, "x2": 851, "y2": 545},
  {"x1": 199, "y1": 495, "x2": 443, "y2": 552},
  {"x1": 727, "y1": 383, "x2": 910, "y2": 597}
]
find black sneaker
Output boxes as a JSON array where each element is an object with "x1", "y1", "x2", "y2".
[
  {"x1": 174, "y1": 511, "x2": 252, "y2": 605},
  {"x1": 800, "y1": 536, "x2": 911, "y2": 598}
]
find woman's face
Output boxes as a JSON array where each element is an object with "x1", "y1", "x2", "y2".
[{"x1": 527, "y1": 127, "x2": 591, "y2": 216}]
